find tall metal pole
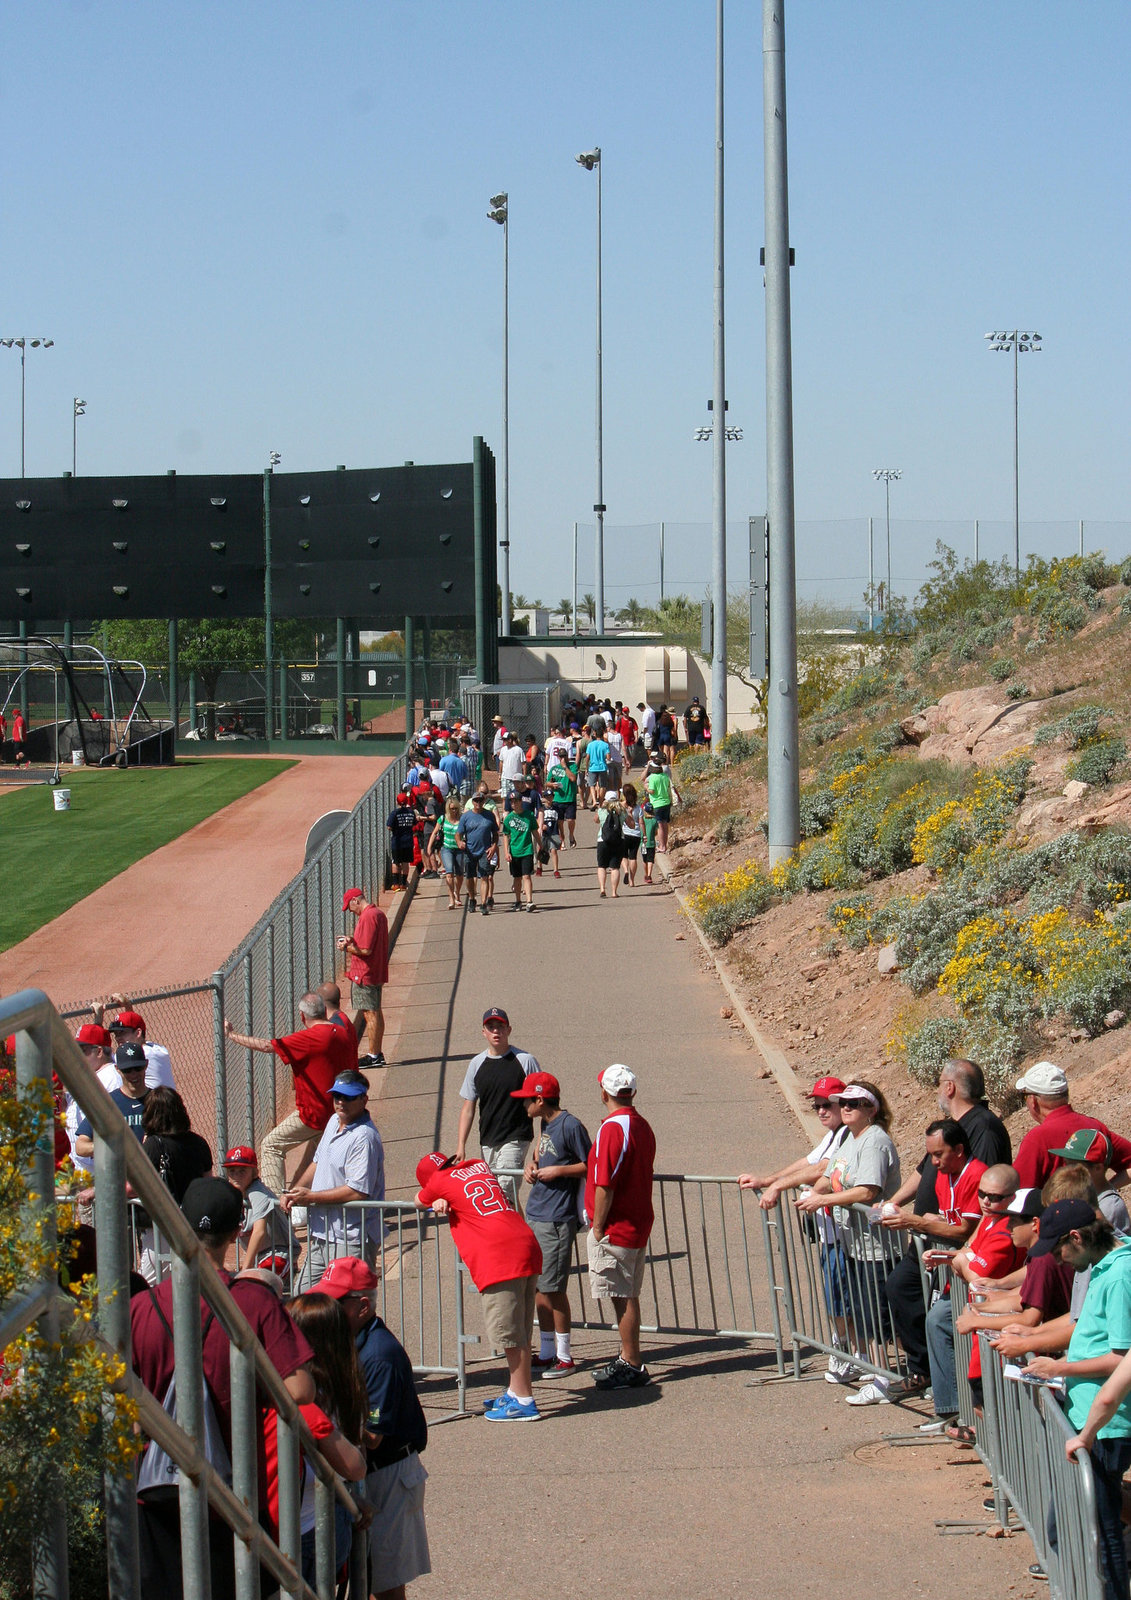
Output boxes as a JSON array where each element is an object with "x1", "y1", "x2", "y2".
[
  {"x1": 595, "y1": 154, "x2": 605, "y2": 636},
  {"x1": 489, "y1": 195, "x2": 512, "y2": 634},
  {"x1": 405, "y1": 615, "x2": 416, "y2": 745},
  {"x1": 659, "y1": 520, "x2": 665, "y2": 602},
  {"x1": 885, "y1": 475, "x2": 892, "y2": 605},
  {"x1": 1012, "y1": 334, "x2": 1020, "y2": 578},
  {"x1": 572, "y1": 521, "x2": 579, "y2": 636},
  {"x1": 263, "y1": 467, "x2": 274, "y2": 741},
  {"x1": 974, "y1": 518, "x2": 980, "y2": 562},
  {"x1": 867, "y1": 517, "x2": 874, "y2": 632},
  {"x1": 762, "y1": 0, "x2": 800, "y2": 865},
  {"x1": 19, "y1": 345, "x2": 26, "y2": 477},
  {"x1": 710, "y1": 0, "x2": 728, "y2": 743}
]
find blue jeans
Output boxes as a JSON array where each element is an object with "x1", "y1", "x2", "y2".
[
  {"x1": 1048, "y1": 1434, "x2": 1131, "y2": 1600},
  {"x1": 926, "y1": 1293, "x2": 957, "y2": 1416}
]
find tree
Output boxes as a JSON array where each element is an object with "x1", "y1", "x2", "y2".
[
  {"x1": 556, "y1": 598, "x2": 574, "y2": 626},
  {"x1": 616, "y1": 598, "x2": 646, "y2": 629},
  {"x1": 581, "y1": 593, "x2": 597, "y2": 629}
]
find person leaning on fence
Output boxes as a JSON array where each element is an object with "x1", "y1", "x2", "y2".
[
  {"x1": 879, "y1": 1118, "x2": 988, "y2": 1403},
  {"x1": 455, "y1": 1007, "x2": 537, "y2": 1207},
  {"x1": 1016, "y1": 1204, "x2": 1131, "y2": 1600},
  {"x1": 584, "y1": 1064, "x2": 657, "y2": 1392},
  {"x1": 225, "y1": 991, "x2": 355, "y2": 1197},
  {"x1": 514, "y1": 1071, "x2": 592, "y2": 1377},
  {"x1": 321, "y1": 1257, "x2": 432, "y2": 1600},
  {"x1": 415, "y1": 1151, "x2": 544, "y2": 1422},
  {"x1": 130, "y1": 1177, "x2": 316, "y2": 1600},
  {"x1": 935, "y1": 1057, "x2": 1011, "y2": 1165},
  {"x1": 65, "y1": 1023, "x2": 114, "y2": 1180},
  {"x1": 795, "y1": 1081, "x2": 902, "y2": 1404},
  {"x1": 739, "y1": 1074, "x2": 848, "y2": 1211},
  {"x1": 339, "y1": 887, "x2": 390, "y2": 1068},
  {"x1": 91, "y1": 999, "x2": 176, "y2": 1090},
  {"x1": 73, "y1": 1041, "x2": 152, "y2": 1164},
  {"x1": 913, "y1": 1163, "x2": 1023, "y2": 1438},
  {"x1": 283, "y1": 1070, "x2": 386, "y2": 1290},
  {"x1": 1013, "y1": 1059, "x2": 1131, "y2": 1192}
]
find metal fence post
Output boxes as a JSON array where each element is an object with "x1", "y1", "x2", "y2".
[
  {"x1": 17, "y1": 1019, "x2": 72, "y2": 1600},
  {"x1": 94, "y1": 1122, "x2": 142, "y2": 1600},
  {"x1": 211, "y1": 972, "x2": 228, "y2": 1159},
  {"x1": 243, "y1": 953, "x2": 255, "y2": 1147},
  {"x1": 171, "y1": 1251, "x2": 211, "y2": 1600},
  {"x1": 314, "y1": 1473, "x2": 336, "y2": 1600},
  {"x1": 265, "y1": 923, "x2": 277, "y2": 1122},
  {"x1": 229, "y1": 1340, "x2": 259, "y2": 1600},
  {"x1": 276, "y1": 1411, "x2": 302, "y2": 1598}
]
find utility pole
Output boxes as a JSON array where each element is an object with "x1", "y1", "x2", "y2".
[{"x1": 710, "y1": 0, "x2": 728, "y2": 744}]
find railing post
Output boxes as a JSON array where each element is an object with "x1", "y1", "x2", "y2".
[
  {"x1": 211, "y1": 972, "x2": 228, "y2": 1160},
  {"x1": 314, "y1": 1473, "x2": 336, "y2": 1600},
  {"x1": 171, "y1": 1251, "x2": 211, "y2": 1600},
  {"x1": 229, "y1": 1340, "x2": 259, "y2": 1600},
  {"x1": 95, "y1": 1122, "x2": 142, "y2": 1600},
  {"x1": 243, "y1": 954, "x2": 255, "y2": 1148},
  {"x1": 265, "y1": 923, "x2": 278, "y2": 1122},
  {"x1": 17, "y1": 1018, "x2": 72, "y2": 1600},
  {"x1": 276, "y1": 1412, "x2": 302, "y2": 1598}
]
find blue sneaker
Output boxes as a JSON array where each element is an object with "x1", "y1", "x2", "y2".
[
  {"x1": 484, "y1": 1395, "x2": 541, "y2": 1422},
  {"x1": 483, "y1": 1392, "x2": 511, "y2": 1415}
]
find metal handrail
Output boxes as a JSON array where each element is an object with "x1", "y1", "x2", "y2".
[{"x1": 4, "y1": 988, "x2": 365, "y2": 1600}]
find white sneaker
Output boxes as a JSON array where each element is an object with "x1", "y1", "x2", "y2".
[
  {"x1": 824, "y1": 1352, "x2": 856, "y2": 1384},
  {"x1": 918, "y1": 1415, "x2": 957, "y2": 1434},
  {"x1": 846, "y1": 1379, "x2": 891, "y2": 1406}
]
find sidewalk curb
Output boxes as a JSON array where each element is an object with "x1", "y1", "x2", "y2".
[
  {"x1": 385, "y1": 865, "x2": 420, "y2": 953},
  {"x1": 657, "y1": 852, "x2": 819, "y2": 1142}
]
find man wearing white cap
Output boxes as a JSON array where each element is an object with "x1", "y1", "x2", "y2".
[
  {"x1": 585, "y1": 1065, "x2": 656, "y2": 1390},
  {"x1": 1013, "y1": 1061, "x2": 1131, "y2": 1192}
]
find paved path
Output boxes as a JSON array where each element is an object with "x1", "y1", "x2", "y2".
[
  {"x1": 366, "y1": 816, "x2": 1033, "y2": 1600},
  {"x1": 0, "y1": 753, "x2": 389, "y2": 1000}
]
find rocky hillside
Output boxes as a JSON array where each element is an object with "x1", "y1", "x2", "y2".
[{"x1": 667, "y1": 552, "x2": 1131, "y2": 1157}]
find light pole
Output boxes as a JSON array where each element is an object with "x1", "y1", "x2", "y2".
[
  {"x1": 72, "y1": 398, "x2": 86, "y2": 476},
  {"x1": 576, "y1": 147, "x2": 604, "y2": 635},
  {"x1": 264, "y1": 451, "x2": 281, "y2": 740},
  {"x1": 487, "y1": 192, "x2": 511, "y2": 636},
  {"x1": 872, "y1": 468, "x2": 901, "y2": 614},
  {"x1": 1, "y1": 337, "x2": 54, "y2": 476},
  {"x1": 985, "y1": 329, "x2": 1041, "y2": 577}
]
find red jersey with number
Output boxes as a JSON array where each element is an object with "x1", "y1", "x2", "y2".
[
  {"x1": 933, "y1": 1159, "x2": 987, "y2": 1226},
  {"x1": 962, "y1": 1213, "x2": 1027, "y2": 1381},
  {"x1": 416, "y1": 1160, "x2": 541, "y2": 1290},
  {"x1": 584, "y1": 1106, "x2": 656, "y2": 1248}
]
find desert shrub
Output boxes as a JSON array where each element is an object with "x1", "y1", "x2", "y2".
[
  {"x1": 1121, "y1": 591, "x2": 1131, "y2": 617},
  {"x1": 1006, "y1": 681, "x2": 1030, "y2": 699},
  {"x1": 873, "y1": 721, "x2": 906, "y2": 755},
  {"x1": 674, "y1": 749, "x2": 720, "y2": 782},
  {"x1": 828, "y1": 892, "x2": 875, "y2": 950},
  {"x1": 687, "y1": 861, "x2": 773, "y2": 946},
  {"x1": 937, "y1": 912, "x2": 1040, "y2": 1035},
  {"x1": 714, "y1": 810, "x2": 750, "y2": 847},
  {"x1": 901, "y1": 1017, "x2": 966, "y2": 1088},
  {"x1": 808, "y1": 716, "x2": 847, "y2": 747},
  {"x1": 1079, "y1": 832, "x2": 1131, "y2": 913},
  {"x1": 717, "y1": 728, "x2": 764, "y2": 765},
  {"x1": 799, "y1": 785, "x2": 838, "y2": 839},
  {"x1": 1066, "y1": 736, "x2": 1127, "y2": 788},
  {"x1": 950, "y1": 634, "x2": 977, "y2": 665},
  {"x1": 914, "y1": 543, "x2": 1018, "y2": 629},
  {"x1": 989, "y1": 658, "x2": 1015, "y2": 682},
  {"x1": 1030, "y1": 907, "x2": 1131, "y2": 1034},
  {"x1": 1119, "y1": 556, "x2": 1131, "y2": 587},
  {"x1": 822, "y1": 666, "x2": 893, "y2": 715},
  {"x1": 1034, "y1": 704, "x2": 1113, "y2": 750}
]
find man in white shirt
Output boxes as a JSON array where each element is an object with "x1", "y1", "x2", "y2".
[
  {"x1": 605, "y1": 727, "x2": 625, "y2": 791},
  {"x1": 67, "y1": 1023, "x2": 116, "y2": 1175},
  {"x1": 491, "y1": 717, "x2": 508, "y2": 769},
  {"x1": 499, "y1": 732, "x2": 526, "y2": 796},
  {"x1": 637, "y1": 702, "x2": 656, "y2": 751},
  {"x1": 430, "y1": 763, "x2": 451, "y2": 800},
  {"x1": 93, "y1": 1001, "x2": 175, "y2": 1090}
]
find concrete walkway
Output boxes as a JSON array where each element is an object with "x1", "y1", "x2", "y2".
[{"x1": 367, "y1": 814, "x2": 1033, "y2": 1600}]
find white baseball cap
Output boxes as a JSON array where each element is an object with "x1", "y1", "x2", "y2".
[
  {"x1": 1015, "y1": 1061, "x2": 1069, "y2": 1096},
  {"x1": 599, "y1": 1063, "x2": 637, "y2": 1097}
]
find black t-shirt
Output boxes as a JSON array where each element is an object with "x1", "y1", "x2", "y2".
[
  {"x1": 387, "y1": 805, "x2": 418, "y2": 844},
  {"x1": 959, "y1": 1102, "x2": 1012, "y2": 1167},
  {"x1": 143, "y1": 1131, "x2": 214, "y2": 1206},
  {"x1": 470, "y1": 1051, "x2": 530, "y2": 1147}
]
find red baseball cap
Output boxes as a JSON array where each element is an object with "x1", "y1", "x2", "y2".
[
  {"x1": 482, "y1": 1006, "x2": 510, "y2": 1026},
  {"x1": 315, "y1": 1257, "x2": 380, "y2": 1298},
  {"x1": 108, "y1": 1010, "x2": 146, "y2": 1035},
  {"x1": 510, "y1": 1072, "x2": 561, "y2": 1100},
  {"x1": 416, "y1": 1151, "x2": 453, "y2": 1188},
  {"x1": 222, "y1": 1145, "x2": 258, "y2": 1169},
  {"x1": 809, "y1": 1076, "x2": 846, "y2": 1099},
  {"x1": 76, "y1": 1023, "x2": 113, "y2": 1048},
  {"x1": 342, "y1": 887, "x2": 363, "y2": 912}
]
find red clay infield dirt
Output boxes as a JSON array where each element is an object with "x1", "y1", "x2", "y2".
[{"x1": 0, "y1": 753, "x2": 390, "y2": 1002}]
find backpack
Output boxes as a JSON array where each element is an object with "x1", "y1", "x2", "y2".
[
  {"x1": 136, "y1": 1293, "x2": 231, "y2": 1497},
  {"x1": 600, "y1": 808, "x2": 622, "y2": 846}
]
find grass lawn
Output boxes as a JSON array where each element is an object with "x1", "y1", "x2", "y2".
[{"x1": 0, "y1": 759, "x2": 295, "y2": 952}]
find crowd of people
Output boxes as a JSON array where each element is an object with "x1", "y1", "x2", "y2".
[{"x1": 740, "y1": 1057, "x2": 1131, "y2": 1599}]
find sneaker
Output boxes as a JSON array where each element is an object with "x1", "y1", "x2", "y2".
[
  {"x1": 538, "y1": 1358, "x2": 577, "y2": 1378},
  {"x1": 593, "y1": 1356, "x2": 651, "y2": 1390},
  {"x1": 535, "y1": 866, "x2": 543, "y2": 876},
  {"x1": 531, "y1": 1353, "x2": 557, "y2": 1370},
  {"x1": 824, "y1": 1352, "x2": 856, "y2": 1384},
  {"x1": 369, "y1": 1052, "x2": 386, "y2": 1067},
  {"x1": 356, "y1": 1054, "x2": 379, "y2": 1068},
  {"x1": 483, "y1": 1395, "x2": 541, "y2": 1422},
  {"x1": 1027, "y1": 1565, "x2": 1048, "y2": 1582},
  {"x1": 918, "y1": 1415, "x2": 958, "y2": 1434},
  {"x1": 487, "y1": 894, "x2": 495, "y2": 906},
  {"x1": 483, "y1": 1391, "x2": 512, "y2": 1414},
  {"x1": 568, "y1": 839, "x2": 576, "y2": 849},
  {"x1": 846, "y1": 1380, "x2": 891, "y2": 1407},
  {"x1": 509, "y1": 901, "x2": 520, "y2": 912},
  {"x1": 554, "y1": 869, "x2": 561, "y2": 878},
  {"x1": 983, "y1": 1494, "x2": 1015, "y2": 1516},
  {"x1": 886, "y1": 1373, "x2": 929, "y2": 1399},
  {"x1": 468, "y1": 901, "x2": 477, "y2": 913},
  {"x1": 525, "y1": 902, "x2": 535, "y2": 912}
]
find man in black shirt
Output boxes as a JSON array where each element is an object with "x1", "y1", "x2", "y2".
[
  {"x1": 454, "y1": 1007, "x2": 540, "y2": 1209},
  {"x1": 938, "y1": 1058, "x2": 1011, "y2": 1166},
  {"x1": 684, "y1": 697, "x2": 708, "y2": 746}
]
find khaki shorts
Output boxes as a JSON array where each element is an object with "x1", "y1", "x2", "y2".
[
  {"x1": 365, "y1": 1453, "x2": 430, "y2": 1592},
  {"x1": 351, "y1": 982, "x2": 383, "y2": 1011},
  {"x1": 480, "y1": 1274, "x2": 537, "y2": 1350},
  {"x1": 586, "y1": 1230, "x2": 647, "y2": 1301}
]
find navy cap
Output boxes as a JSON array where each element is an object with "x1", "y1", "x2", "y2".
[{"x1": 1029, "y1": 1198, "x2": 1098, "y2": 1257}]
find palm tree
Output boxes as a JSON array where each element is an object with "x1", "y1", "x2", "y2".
[
  {"x1": 617, "y1": 598, "x2": 645, "y2": 628},
  {"x1": 556, "y1": 598, "x2": 574, "y2": 626},
  {"x1": 581, "y1": 593, "x2": 597, "y2": 630}
]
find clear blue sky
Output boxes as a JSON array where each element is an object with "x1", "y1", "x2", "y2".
[{"x1": 4, "y1": 2, "x2": 1129, "y2": 609}]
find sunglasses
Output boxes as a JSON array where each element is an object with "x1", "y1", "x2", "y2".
[
  {"x1": 812, "y1": 1100, "x2": 834, "y2": 1110},
  {"x1": 978, "y1": 1190, "x2": 1013, "y2": 1202}
]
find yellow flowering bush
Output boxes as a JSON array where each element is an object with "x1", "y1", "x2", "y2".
[{"x1": 687, "y1": 859, "x2": 773, "y2": 946}]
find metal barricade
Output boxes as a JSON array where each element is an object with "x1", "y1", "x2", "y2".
[
  {"x1": 979, "y1": 1334, "x2": 1104, "y2": 1600},
  {"x1": 768, "y1": 1196, "x2": 911, "y2": 1382}
]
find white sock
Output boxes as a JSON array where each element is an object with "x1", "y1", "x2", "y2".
[
  {"x1": 539, "y1": 1331, "x2": 555, "y2": 1359},
  {"x1": 556, "y1": 1332, "x2": 571, "y2": 1362}
]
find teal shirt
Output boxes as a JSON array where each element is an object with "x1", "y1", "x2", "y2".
[
  {"x1": 502, "y1": 810, "x2": 536, "y2": 858},
  {"x1": 1065, "y1": 1245, "x2": 1131, "y2": 1438},
  {"x1": 646, "y1": 770, "x2": 672, "y2": 808}
]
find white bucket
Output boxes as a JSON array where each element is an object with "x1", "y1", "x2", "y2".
[
  {"x1": 71, "y1": 750, "x2": 85, "y2": 767},
  {"x1": 53, "y1": 788, "x2": 71, "y2": 812}
]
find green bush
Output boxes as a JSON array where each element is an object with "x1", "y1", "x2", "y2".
[
  {"x1": 903, "y1": 1017, "x2": 966, "y2": 1088},
  {"x1": 714, "y1": 811, "x2": 750, "y2": 847},
  {"x1": 989, "y1": 658, "x2": 1015, "y2": 682},
  {"x1": 1034, "y1": 705, "x2": 1114, "y2": 750},
  {"x1": 698, "y1": 878, "x2": 773, "y2": 945},
  {"x1": 1006, "y1": 681, "x2": 1030, "y2": 700},
  {"x1": 822, "y1": 666, "x2": 892, "y2": 715},
  {"x1": 1066, "y1": 736, "x2": 1127, "y2": 788},
  {"x1": 674, "y1": 750, "x2": 719, "y2": 783},
  {"x1": 1119, "y1": 556, "x2": 1131, "y2": 587},
  {"x1": 717, "y1": 728, "x2": 764, "y2": 765}
]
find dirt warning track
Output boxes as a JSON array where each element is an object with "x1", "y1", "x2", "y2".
[{"x1": 0, "y1": 754, "x2": 389, "y2": 1001}]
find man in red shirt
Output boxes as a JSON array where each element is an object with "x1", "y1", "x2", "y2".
[
  {"x1": 131, "y1": 1176, "x2": 314, "y2": 1599},
  {"x1": 339, "y1": 887, "x2": 390, "y2": 1068},
  {"x1": 584, "y1": 1064, "x2": 657, "y2": 1390},
  {"x1": 11, "y1": 707, "x2": 28, "y2": 766},
  {"x1": 225, "y1": 991, "x2": 354, "y2": 1195},
  {"x1": 1013, "y1": 1061, "x2": 1131, "y2": 1191},
  {"x1": 415, "y1": 1151, "x2": 543, "y2": 1421}
]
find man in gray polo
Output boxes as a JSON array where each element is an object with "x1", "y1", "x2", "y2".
[{"x1": 282, "y1": 1069, "x2": 386, "y2": 1288}]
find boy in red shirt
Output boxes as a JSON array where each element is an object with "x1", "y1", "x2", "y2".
[
  {"x1": 584, "y1": 1064, "x2": 657, "y2": 1390},
  {"x1": 415, "y1": 1152, "x2": 543, "y2": 1421}
]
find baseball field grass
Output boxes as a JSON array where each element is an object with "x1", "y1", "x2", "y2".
[{"x1": 0, "y1": 758, "x2": 295, "y2": 952}]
